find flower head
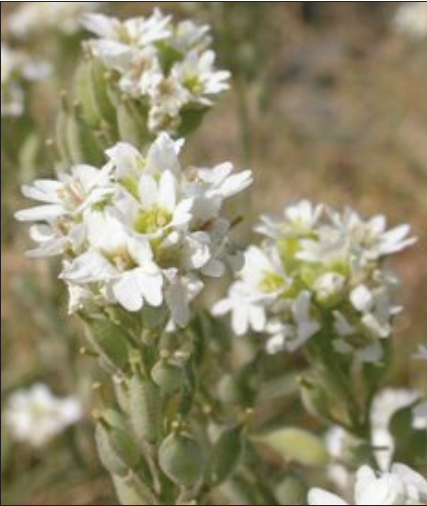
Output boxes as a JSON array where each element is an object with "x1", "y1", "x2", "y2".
[
  {"x1": 16, "y1": 134, "x2": 252, "y2": 327},
  {"x1": 214, "y1": 201, "x2": 415, "y2": 360},
  {"x1": 4, "y1": 384, "x2": 83, "y2": 447},
  {"x1": 83, "y1": 10, "x2": 230, "y2": 135}
]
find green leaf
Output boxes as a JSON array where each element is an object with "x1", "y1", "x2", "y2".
[
  {"x1": 82, "y1": 313, "x2": 130, "y2": 371},
  {"x1": 255, "y1": 427, "x2": 329, "y2": 467},
  {"x1": 206, "y1": 425, "x2": 246, "y2": 486}
]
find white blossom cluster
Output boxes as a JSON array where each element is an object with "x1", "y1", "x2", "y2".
[
  {"x1": 394, "y1": 2, "x2": 427, "y2": 40},
  {"x1": 9, "y1": 2, "x2": 104, "y2": 39},
  {"x1": 213, "y1": 201, "x2": 416, "y2": 362},
  {"x1": 3, "y1": 384, "x2": 83, "y2": 448},
  {"x1": 309, "y1": 463, "x2": 427, "y2": 505},
  {"x1": 16, "y1": 134, "x2": 252, "y2": 327},
  {"x1": 83, "y1": 9, "x2": 231, "y2": 134}
]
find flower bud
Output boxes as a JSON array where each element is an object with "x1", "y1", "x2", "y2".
[
  {"x1": 117, "y1": 97, "x2": 148, "y2": 149},
  {"x1": 159, "y1": 431, "x2": 205, "y2": 487},
  {"x1": 66, "y1": 103, "x2": 104, "y2": 166},
  {"x1": 313, "y1": 272, "x2": 347, "y2": 308},
  {"x1": 75, "y1": 61, "x2": 102, "y2": 128}
]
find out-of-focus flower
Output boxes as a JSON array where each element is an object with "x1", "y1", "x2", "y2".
[
  {"x1": 370, "y1": 389, "x2": 421, "y2": 471},
  {"x1": 414, "y1": 343, "x2": 427, "y2": 361},
  {"x1": 324, "y1": 387, "x2": 425, "y2": 490},
  {"x1": 83, "y1": 9, "x2": 230, "y2": 135},
  {"x1": 10, "y1": 2, "x2": 105, "y2": 39},
  {"x1": 309, "y1": 463, "x2": 427, "y2": 505},
  {"x1": 213, "y1": 201, "x2": 415, "y2": 361},
  {"x1": 3, "y1": 384, "x2": 83, "y2": 447},
  {"x1": 393, "y1": 2, "x2": 427, "y2": 39},
  {"x1": 324, "y1": 426, "x2": 354, "y2": 493},
  {"x1": 1, "y1": 44, "x2": 49, "y2": 117},
  {"x1": 1, "y1": 44, "x2": 23, "y2": 117},
  {"x1": 16, "y1": 134, "x2": 252, "y2": 328}
]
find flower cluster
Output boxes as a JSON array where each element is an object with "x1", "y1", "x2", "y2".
[
  {"x1": 4, "y1": 384, "x2": 83, "y2": 448},
  {"x1": 16, "y1": 134, "x2": 252, "y2": 327},
  {"x1": 213, "y1": 201, "x2": 416, "y2": 361},
  {"x1": 83, "y1": 9, "x2": 231, "y2": 134},
  {"x1": 393, "y1": 2, "x2": 427, "y2": 39},
  {"x1": 9, "y1": 2, "x2": 104, "y2": 39},
  {"x1": 309, "y1": 463, "x2": 427, "y2": 505}
]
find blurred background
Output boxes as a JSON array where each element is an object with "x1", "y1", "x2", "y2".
[{"x1": 1, "y1": 2, "x2": 426, "y2": 504}]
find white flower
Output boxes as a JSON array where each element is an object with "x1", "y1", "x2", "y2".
[
  {"x1": 394, "y1": 2, "x2": 427, "y2": 39},
  {"x1": 213, "y1": 283, "x2": 268, "y2": 336},
  {"x1": 309, "y1": 463, "x2": 427, "y2": 505},
  {"x1": 213, "y1": 245, "x2": 288, "y2": 337},
  {"x1": 370, "y1": 389, "x2": 421, "y2": 471},
  {"x1": 172, "y1": 50, "x2": 231, "y2": 104},
  {"x1": 257, "y1": 200, "x2": 323, "y2": 239},
  {"x1": 10, "y1": 2, "x2": 105, "y2": 38},
  {"x1": 83, "y1": 10, "x2": 230, "y2": 135},
  {"x1": 17, "y1": 134, "x2": 252, "y2": 328},
  {"x1": 3, "y1": 384, "x2": 83, "y2": 448},
  {"x1": 172, "y1": 19, "x2": 211, "y2": 52},
  {"x1": 266, "y1": 292, "x2": 321, "y2": 353},
  {"x1": 215, "y1": 201, "x2": 414, "y2": 360}
]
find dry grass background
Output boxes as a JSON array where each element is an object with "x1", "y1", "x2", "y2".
[{"x1": 1, "y1": 2, "x2": 426, "y2": 504}]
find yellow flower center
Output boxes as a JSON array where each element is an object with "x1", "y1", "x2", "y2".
[{"x1": 135, "y1": 207, "x2": 172, "y2": 234}]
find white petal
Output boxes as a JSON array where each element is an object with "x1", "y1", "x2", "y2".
[
  {"x1": 391, "y1": 463, "x2": 427, "y2": 497},
  {"x1": 146, "y1": 133, "x2": 181, "y2": 176},
  {"x1": 351, "y1": 285, "x2": 374, "y2": 312},
  {"x1": 113, "y1": 274, "x2": 144, "y2": 312},
  {"x1": 15, "y1": 205, "x2": 66, "y2": 222},
  {"x1": 136, "y1": 269, "x2": 163, "y2": 307},
  {"x1": 127, "y1": 237, "x2": 153, "y2": 266},
  {"x1": 82, "y1": 13, "x2": 120, "y2": 38},
  {"x1": 308, "y1": 489, "x2": 348, "y2": 505},
  {"x1": 139, "y1": 174, "x2": 158, "y2": 210},
  {"x1": 22, "y1": 180, "x2": 63, "y2": 203},
  {"x1": 211, "y1": 298, "x2": 232, "y2": 317},
  {"x1": 158, "y1": 171, "x2": 177, "y2": 212}
]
